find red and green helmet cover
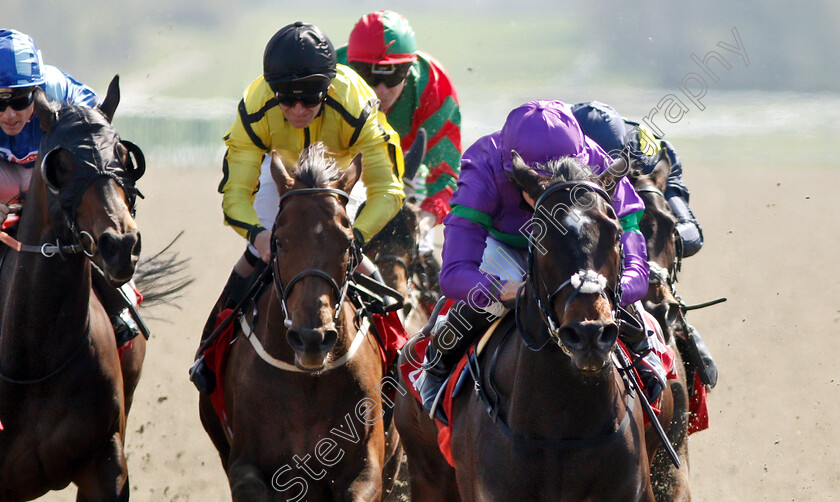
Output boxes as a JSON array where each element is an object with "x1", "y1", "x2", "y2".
[{"x1": 347, "y1": 10, "x2": 417, "y2": 65}]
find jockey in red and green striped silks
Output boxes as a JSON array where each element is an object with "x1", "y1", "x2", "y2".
[{"x1": 337, "y1": 10, "x2": 462, "y2": 249}]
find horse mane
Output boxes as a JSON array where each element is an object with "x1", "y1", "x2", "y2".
[
  {"x1": 534, "y1": 156, "x2": 594, "y2": 187},
  {"x1": 295, "y1": 143, "x2": 341, "y2": 189}
]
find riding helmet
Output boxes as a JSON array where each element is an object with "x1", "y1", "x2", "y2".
[
  {"x1": 263, "y1": 22, "x2": 336, "y2": 91},
  {"x1": 0, "y1": 29, "x2": 44, "y2": 90},
  {"x1": 500, "y1": 100, "x2": 589, "y2": 174},
  {"x1": 347, "y1": 11, "x2": 417, "y2": 64}
]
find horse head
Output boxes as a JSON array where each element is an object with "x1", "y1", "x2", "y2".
[
  {"x1": 33, "y1": 75, "x2": 144, "y2": 284},
  {"x1": 628, "y1": 151, "x2": 681, "y2": 336},
  {"x1": 269, "y1": 143, "x2": 361, "y2": 370},
  {"x1": 364, "y1": 201, "x2": 420, "y2": 300},
  {"x1": 510, "y1": 151, "x2": 624, "y2": 374}
]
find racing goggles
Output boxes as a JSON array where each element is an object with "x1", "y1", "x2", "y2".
[
  {"x1": 273, "y1": 80, "x2": 329, "y2": 108},
  {"x1": 350, "y1": 62, "x2": 411, "y2": 88},
  {"x1": 0, "y1": 89, "x2": 35, "y2": 112}
]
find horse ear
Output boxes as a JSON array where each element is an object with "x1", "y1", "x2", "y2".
[
  {"x1": 595, "y1": 156, "x2": 629, "y2": 197},
  {"x1": 648, "y1": 149, "x2": 671, "y2": 191},
  {"x1": 508, "y1": 150, "x2": 544, "y2": 201},
  {"x1": 333, "y1": 153, "x2": 362, "y2": 197},
  {"x1": 270, "y1": 151, "x2": 295, "y2": 196},
  {"x1": 33, "y1": 87, "x2": 57, "y2": 133},
  {"x1": 99, "y1": 75, "x2": 121, "y2": 123}
]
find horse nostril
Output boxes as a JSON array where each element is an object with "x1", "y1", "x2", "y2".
[
  {"x1": 132, "y1": 232, "x2": 142, "y2": 257},
  {"x1": 286, "y1": 329, "x2": 305, "y2": 352},
  {"x1": 665, "y1": 301, "x2": 679, "y2": 326},
  {"x1": 321, "y1": 329, "x2": 338, "y2": 351},
  {"x1": 98, "y1": 232, "x2": 119, "y2": 264},
  {"x1": 559, "y1": 325, "x2": 584, "y2": 351},
  {"x1": 599, "y1": 323, "x2": 619, "y2": 350}
]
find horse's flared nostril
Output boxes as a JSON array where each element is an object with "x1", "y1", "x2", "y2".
[
  {"x1": 321, "y1": 329, "x2": 338, "y2": 352},
  {"x1": 287, "y1": 329, "x2": 305, "y2": 353},
  {"x1": 559, "y1": 325, "x2": 585, "y2": 352}
]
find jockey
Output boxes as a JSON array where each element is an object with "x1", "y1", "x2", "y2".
[
  {"x1": 415, "y1": 100, "x2": 667, "y2": 419},
  {"x1": 0, "y1": 29, "x2": 142, "y2": 344},
  {"x1": 190, "y1": 22, "x2": 405, "y2": 392},
  {"x1": 337, "y1": 10, "x2": 462, "y2": 299},
  {"x1": 572, "y1": 100, "x2": 717, "y2": 388},
  {"x1": 0, "y1": 29, "x2": 97, "y2": 218}
]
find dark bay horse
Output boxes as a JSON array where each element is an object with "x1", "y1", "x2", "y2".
[
  {"x1": 198, "y1": 145, "x2": 402, "y2": 501},
  {"x1": 364, "y1": 201, "x2": 429, "y2": 334},
  {"x1": 629, "y1": 153, "x2": 692, "y2": 501},
  {"x1": 0, "y1": 77, "x2": 146, "y2": 501},
  {"x1": 397, "y1": 153, "x2": 665, "y2": 501}
]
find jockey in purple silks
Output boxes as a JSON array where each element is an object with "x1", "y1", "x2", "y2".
[{"x1": 414, "y1": 100, "x2": 667, "y2": 421}]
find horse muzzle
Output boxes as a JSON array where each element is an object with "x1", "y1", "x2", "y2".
[
  {"x1": 558, "y1": 320, "x2": 618, "y2": 372},
  {"x1": 286, "y1": 326, "x2": 339, "y2": 371},
  {"x1": 96, "y1": 229, "x2": 141, "y2": 284}
]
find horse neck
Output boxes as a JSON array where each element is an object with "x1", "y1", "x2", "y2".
[
  {"x1": 0, "y1": 179, "x2": 92, "y2": 373},
  {"x1": 504, "y1": 294, "x2": 626, "y2": 440}
]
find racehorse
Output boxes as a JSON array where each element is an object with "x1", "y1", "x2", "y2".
[
  {"x1": 397, "y1": 153, "x2": 670, "y2": 501},
  {"x1": 0, "y1": 77, "x2": 146, "y2": 501},
  {"x1": 364, "y1": 201, "x2": 430, "y2": 334},
  {"x1": 629, "y1": 152, "x2": 692, "y2": 501},
  {"x1": 198, "y1": 144, "x2": 402, "y2": 501}
]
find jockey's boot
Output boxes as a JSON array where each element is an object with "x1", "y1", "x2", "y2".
[
  {"x1": 628, "y1": 337, "x2": 666, "y2": 404},
  {"x1": 618, "y1": 306, "x2": 666, "y2": 404},
  {"x1": 415, "y1": 301, "x2": 498, "y2": 424},
  {"x1": 680, "y1": 323, "x2": 718, "y2": 389},
  {"x1": 90, "y1": 265, "x2": 141, "y2": 347}
]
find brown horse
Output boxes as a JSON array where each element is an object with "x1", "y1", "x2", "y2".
[
  {"x1": 198, "y1": 145, "x2": 403, "y2": 501},
  {"x1": 397, "y1": 153, "x2": 669, "y2": 501},
  {"x1": 0, "y1": 77, "x2": 146, "y2": 501},
  {"x1": 364, "y1": 201, "x2": 429, "y2": 334},
  {"x1": 629, "y1": 152, "x2": 692, "y2": 501}
]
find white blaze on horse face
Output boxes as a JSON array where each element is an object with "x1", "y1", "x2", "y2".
[
  {"x1": 313, "y1": 222, "x2": 324, "y2": 234},
  {"x1": 560, "y1": 211, "x2": 589, "y2": 236}
]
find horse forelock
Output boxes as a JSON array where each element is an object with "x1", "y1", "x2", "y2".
[
  {"x1": 295, "y1": 143, "x2": 340, "y2": 189},
  {"x1": 534, "y1": 157, "x2": 594, "y2": 186}
]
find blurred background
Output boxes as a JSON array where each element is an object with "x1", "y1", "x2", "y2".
[{"x1": 8, "y1": 0, "x2": 839, "y2": 170}]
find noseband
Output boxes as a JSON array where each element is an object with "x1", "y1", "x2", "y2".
[
  {"x1": 270, "y1": 187, "x2": 355, "y2": 329},
  {"x1": 517, "y1": 181, "x2": 622, "y2": 352}
]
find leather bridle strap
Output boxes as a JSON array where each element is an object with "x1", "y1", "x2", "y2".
[{"x1": 0, "y1": 230, "x2": 89, "y2": 257}]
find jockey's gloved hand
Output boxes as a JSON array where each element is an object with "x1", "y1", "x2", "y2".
[{"x1": 0, "y1": 203, "x2": 8, "y2": 226}]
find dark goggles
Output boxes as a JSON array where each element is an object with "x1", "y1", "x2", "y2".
[
  {"x1": 275, "y1": 90, "x2": 326, "y2": 108},
  {"x1": 0, "y1": 90, "x2": 35, "y2": 112},
  {"x1": 350, "y1": 62, "x2": 411, "y2": 88},
  {"x1": 272, "y1": 80, "x2": 329, "y2": 108}
]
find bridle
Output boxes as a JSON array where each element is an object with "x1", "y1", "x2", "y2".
[
  {"x1": 516, "y1": 181, "x2": 622, "y2": 353},
  {"x1": 0, "y1": 137, "x2": 144, "y2": 260},
  {"x1": 269, "y1": 187, "x2": 356, "y2": 329}
]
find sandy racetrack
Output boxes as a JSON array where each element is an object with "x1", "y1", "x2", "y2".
[{"x1": 42, "y1": 160, "x2": 840, "y2": 501}]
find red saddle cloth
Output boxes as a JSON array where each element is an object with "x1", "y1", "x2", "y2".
[{"x1": 203, "y1": 309, "x2": 408, "y2": 429}]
